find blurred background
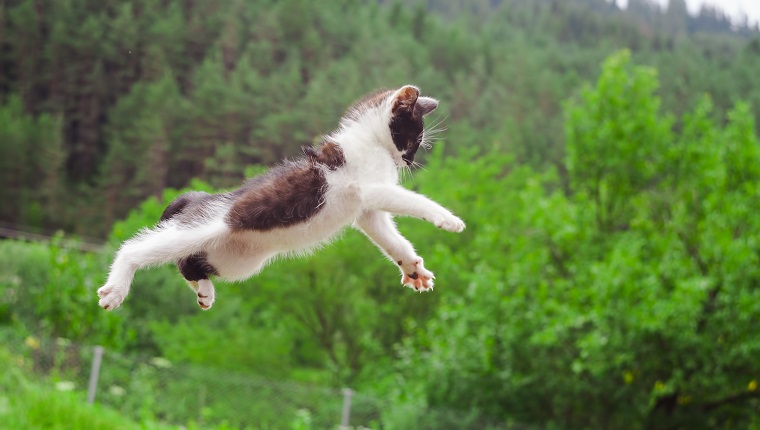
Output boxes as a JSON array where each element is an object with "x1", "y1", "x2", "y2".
[{"x1": 0, "y1": 0, "x2": 759, "y2": 429}]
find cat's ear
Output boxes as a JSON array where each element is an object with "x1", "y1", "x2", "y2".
[
  {"x1": 416, "y1": 97, "x2": 438, "y2": 116},
  {"x1": 392, "y1": 85, "x2": 420, "y2": 113}
]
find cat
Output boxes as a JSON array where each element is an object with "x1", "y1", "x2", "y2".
[{"x1": 97, "y1": 85, "x2": 465, "y2": 311}]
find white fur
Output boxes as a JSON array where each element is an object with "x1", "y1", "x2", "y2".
[{"x1": 98, "y1": 86, "x2": 464, "y2": 310}]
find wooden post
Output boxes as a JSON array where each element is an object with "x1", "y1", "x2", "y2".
[
  {"x1": 87, "y1": 346, "x2": 104, "y2": 404},
  {"x1": 340, "y1": 388, "x2": 353, "y2": 429}
]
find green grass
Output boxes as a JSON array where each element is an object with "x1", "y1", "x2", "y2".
[{"x1": 0, "y1": 347, "x2": 175, "y2": 430}]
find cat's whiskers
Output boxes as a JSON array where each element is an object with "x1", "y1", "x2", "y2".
[
  {"x1": 422, "y1": 114, "x2": 448, "y2": 151},
  {"x1": 411, "y1": 160, "x2": 428, "y2": 173},
  {"x1": 426, "y1": 114, "x2": 448, "y2": 133},
  {"x1": 403, "y1": 164, "x2": 415, "y2": 185}
]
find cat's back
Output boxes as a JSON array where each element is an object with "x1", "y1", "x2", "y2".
[
  {"x1": 160, "y1": 191, "x2": 229, "y2": 225},
  {"x1": 225, "y1": 159, "x2": 329, "y2": 232}
]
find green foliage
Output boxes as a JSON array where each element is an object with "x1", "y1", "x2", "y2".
[
  {"x1": 2, "y1": 0, "x2": 760, "y2": 235},
  {"x1": 0, "y1": 96, "x2": 64, "y2": 229},
  {"x1": 4, "y1": 47, "x2": 760, "y2": 427},
  {"x1": 565, "y1": 50, "x2": 673, "y2": 231},
  {"x1": 2, "y1": 1, "x2": 760, "y2": 427},
  {"x1": 0, "y1": 237, "x2": 129, "y2": 349},
  {"x1": 149, "y1": 298, "x2": 295, "y2": 376},
  {"x1": 0, "y1": 345, "x2": 175, "y2": 430},
  {"x1": 393, "y1": 50, "x2": 760, "y2": 430}
]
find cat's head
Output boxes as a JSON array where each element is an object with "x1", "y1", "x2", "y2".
[
  {"x1": 345, "y1": 85, "x2": 439, "y2": 167},
  {"x1": 388, "y1": 85, "x2": 439, "y2": 167}
]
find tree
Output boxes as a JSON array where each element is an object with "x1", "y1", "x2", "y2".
[
  {"x1": 393, "y1": 51, "x2": 760, "y2": 430},
  {"x1": 665, "y1": 0, "x2": 689, "y2": 34},
  {"x1": 565, "y1": 50, "x2": 672, "y2": 232},
  {"x1": 0, "y1": 96, "x2": 64, "y2": 229},
  {"x1": 99, "y1": 73, "x2": 187, "y2": 229}
]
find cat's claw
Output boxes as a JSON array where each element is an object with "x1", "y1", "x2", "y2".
[
  {"x1": 401, "y1": 257, "x2": 435, "y2": 292},
  {"x1": 97, "y1": 284, "x2": 127, "y2": 311}
]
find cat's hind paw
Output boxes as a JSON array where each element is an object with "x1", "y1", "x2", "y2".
[
  {"x1": 97, "y1": 283, "x2": 127, "y2": 311},
  {"x1": 196, "y1": 279, "x2": 216, "y2": 310},
  {"x1": 401, "y1": 257, "x2": 435, "y2": 292}
]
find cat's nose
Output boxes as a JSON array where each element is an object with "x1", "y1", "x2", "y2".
[{"x1": 402, "y1": 153, "x2": 413, "y2": 165}]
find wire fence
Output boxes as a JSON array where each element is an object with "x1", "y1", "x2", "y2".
[
  {"x1": 8, "y1": 335, "x2": 384, "y2": 429},
  {"x1": 6, "y1": 333, "x2": 522, "y2": 429},
  {"x1": 0, "y1": 222, "x2": 103, "y2": 252}
]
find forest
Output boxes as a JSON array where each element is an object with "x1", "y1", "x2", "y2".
[{"x1": 1, "y1": 0, "x2": 759, "y2": 429}]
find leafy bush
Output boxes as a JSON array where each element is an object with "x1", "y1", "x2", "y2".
[
  {"x1": 394, "y1": 51, "x2": 760, "y2": 430},
  {"x1": 0, "y1": 237, "x2": 129, "y2": 349}
]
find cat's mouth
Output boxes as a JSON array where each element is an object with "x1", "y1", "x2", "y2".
[{"x1": 401, "y1": 154, "x2": 413, "y2": 166}]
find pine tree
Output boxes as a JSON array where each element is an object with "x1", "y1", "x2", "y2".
[{"x1": 100, "y1": 73, "x2": 186, "y2": 228}]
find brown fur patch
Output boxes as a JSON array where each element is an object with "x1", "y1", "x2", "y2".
[
  {"x1": 302, "y1": 141, "x2": 346, "y2": 170},
  {"x1": 225, "y1": 161, "x2": 327, "y2": 232}
]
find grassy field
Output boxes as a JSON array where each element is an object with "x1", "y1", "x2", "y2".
[{"x1": 0, "y1": 346, "x2": 177, "y2": 430}]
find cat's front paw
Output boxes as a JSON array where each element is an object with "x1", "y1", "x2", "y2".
[
  {"x1": 400, "y1": 257, "x2": 435, "y2": 292},
  {"x1": 432, "y1": 212, "x2": 465, "y2": 233},
  {"x1": 97, "y1": 283, "x2": 127, "y2": 311}
]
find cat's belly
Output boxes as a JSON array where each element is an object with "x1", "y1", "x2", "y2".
[
  {"x1": 206, "y1": 241, "x2": 273, "y2": 281},
  {"x1": 208, "y1": 201, "x2": 360, "y2": 281}
]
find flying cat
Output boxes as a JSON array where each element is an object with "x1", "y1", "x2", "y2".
[{"x1": 97, "y1": 85, "x2": 465, "y2": 311}]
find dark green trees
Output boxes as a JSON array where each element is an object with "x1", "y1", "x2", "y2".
[
  {"x1": 0, "y1": 0, "x2": 758, "y2": 237},
  {"x1": 0, "y1": 97, "x2": 64, "y2": 229}
]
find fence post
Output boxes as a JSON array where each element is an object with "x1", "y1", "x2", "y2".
[
  {"x1": 198, "y1": 384, "x2": 206, "y2": 423},
  {"x1": 340, "y1": 387, "x2": 353, "y2": 429},
  {"x1": 87, "y1": 346, "x2": 104, "y2": 404}
]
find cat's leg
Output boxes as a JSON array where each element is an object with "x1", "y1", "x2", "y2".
[
  {"x1": 178, "y1": 254, "x2": 217, "y2": 310},
  {"x1": 195, "y1": 279, "x2": 215, "y2": 310},
  {"x1": 360, "y1": 184, "x2": 465, "y2": 232},
  {"x1": 181, "y1": 279, "x2": 217, "y2": 309},
  {"x1": 98, "y1": 221, "x2": 226, "y2": 310},
  {"x1": 354, "y1": 210, "x2": 435, "y2": 292},
  {"x1": 182, "y1": 280, "x2": 216, "y2": 309}
]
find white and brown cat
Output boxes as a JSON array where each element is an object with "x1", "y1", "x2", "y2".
[{"x1": 98, "y1": 85, "x2": 465, "y2": 311}]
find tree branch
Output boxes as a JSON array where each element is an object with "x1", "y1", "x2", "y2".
[
  {"x1": 546, "y1": 238, "x2": 571, "y2": 279},
  {"x1": 700, "y1": 390, "x2": 760, "y2": 411}
]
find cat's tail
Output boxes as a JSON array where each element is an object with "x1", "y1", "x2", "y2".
[{"x1": 97, "y1": 219, "x2": 228, "y2": 310}]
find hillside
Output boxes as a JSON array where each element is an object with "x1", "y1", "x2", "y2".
[
  {"x1": 0, "y1": 0, "x2": 759, "y2": 236},
  {"x1": 1, "y1": 2, "x2": 760, "y2": 428}
]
